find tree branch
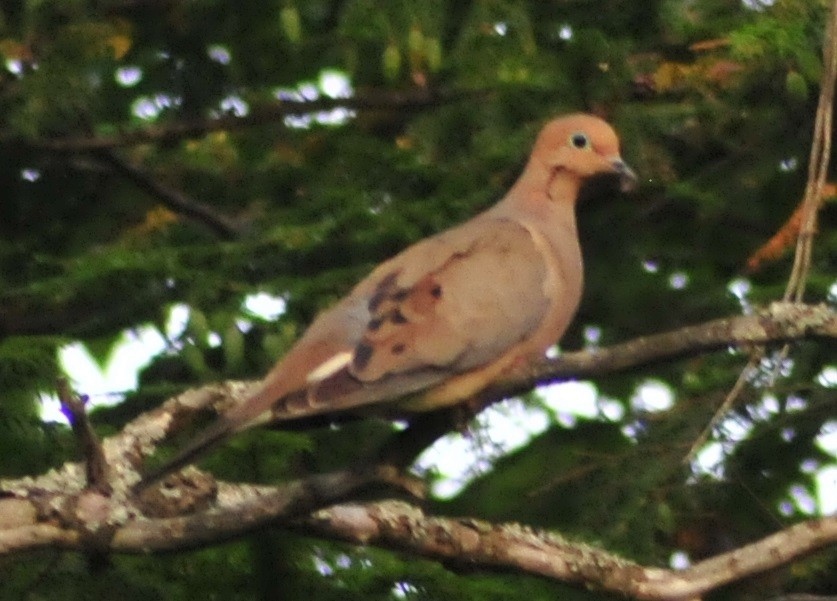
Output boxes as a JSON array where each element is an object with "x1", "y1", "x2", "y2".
[
  {"x1": 0, "y1": 463, "x2": 417, "y2": 554},
  {"x1": 111, "y1": 302, "x2": 837, "y2": 454},
  {"x1": 57, "y1": 379, "x2": 110, "y2": 493},
  {"x1": 95, "y1": 149, "x2": 243, "y2": 239},
  {"x1": 301, "y1": 501, "x2": 837, "y2": 601},
  {"x1": 1, "y1": 492, "x2": 833, "y2": 600},
  {"x1": 473, "y1": 301, "x2": 836, "y2": 409},
  {"x1": 11, "y1": 88, "x2": 479, "y2": 152}
]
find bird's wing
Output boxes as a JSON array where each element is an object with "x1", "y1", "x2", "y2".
[
  {"x1": 350, "y1": 217, "x2": 551, "y2": 379},
  {"x1": 258, "y1": 215, "x2": 556, "y2": 419},
  {"x1": 139, "y1": 216, "x2": 558, "y2": 485}
]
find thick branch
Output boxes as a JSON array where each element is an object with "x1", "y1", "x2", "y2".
[
  {"x1": 115, "y1": 466, "x2": 411, "y2": 552},
  {"x1": 1, "y1": 492, "x2": 833, "y2": 600},
  {"x1": 0, "y1": 464, "x2": 415, "y2": 554},
  {"x1": 302, "y1": 502, "x2": 837, "y2": 601}
]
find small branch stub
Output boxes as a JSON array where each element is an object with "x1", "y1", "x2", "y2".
[{"x1": 57, "y1": 378, "x2": 110, "y2": 493}]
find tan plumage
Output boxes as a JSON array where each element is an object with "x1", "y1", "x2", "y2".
[{"x1": 145, "y1": 113, "x2": 636, "y2": 482}]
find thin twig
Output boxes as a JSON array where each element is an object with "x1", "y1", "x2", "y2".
[
  {"x1": 693, "y1": 1, "x2": 837, "y2": 461},
  {"x1": 784, "y1": 0, "x2": 837, "y2": 300},
  {"x1": 96, "y1": 149, "x2": 242, "y2": 239},
  {"x1": 683, "y1": 350, "x2": 762, "y2": 463}
]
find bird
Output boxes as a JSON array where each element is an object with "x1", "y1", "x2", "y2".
[{"x1": 143, "y1": 113, "x2": 636, "y2": 484}]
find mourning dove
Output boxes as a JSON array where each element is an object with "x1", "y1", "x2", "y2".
[{"x1": 145, "y1": 113, "x2": 635, "y2": 482}]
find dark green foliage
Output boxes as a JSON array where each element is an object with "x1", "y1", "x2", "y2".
[{"x1": 0, "y1": 0, "x2": 835, "y2": 599}]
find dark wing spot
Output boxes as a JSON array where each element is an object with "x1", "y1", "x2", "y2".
[
  {"x1": 368, "y1": 290, "x2": 387, "y2": 312},
  {"x1": 391, "y1": 343, "x2": 406, "y2": 355},
  {"x1": 430, "y1": 284, "x2": 442, "y2": 299},
  {"x1": 391, "y1": 289, "x2": 410, "y2": 302},
  {"x1": 368, "y1": 272, "x2": 399, "y2": 312},
  {"x1": 367, "y1": 317, "x2": 384, "y2": 332},
  {"x1": 353, "y1": 342, "x2": 374, "y2": 371},
  {"x1": 390, "y1": 309, "x2": 408, "y2": 324}
]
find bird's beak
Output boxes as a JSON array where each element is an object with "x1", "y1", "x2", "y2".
[{"x1": 609, "y1": 156, "x2": 637, "y2": 192}]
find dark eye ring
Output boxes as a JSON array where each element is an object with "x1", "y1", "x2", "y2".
[{"x1": 570, "y1": 132, "x2": 590, "y2": 149}]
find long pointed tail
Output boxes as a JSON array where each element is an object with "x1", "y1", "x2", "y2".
[
  {"x1": 136, "y1": 417, "x2": 237, "y2": 490},
  {"x1": 135, "y1": 380, "x2": 286, "y2": 491}
]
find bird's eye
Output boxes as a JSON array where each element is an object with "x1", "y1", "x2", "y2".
[{"x1": 570, "y1": 132, "x2": 590, "y2": 150}]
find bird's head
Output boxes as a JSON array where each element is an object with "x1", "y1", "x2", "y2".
[{"x1": 531, "y1": 113, "x2": 636, "y2": 196}]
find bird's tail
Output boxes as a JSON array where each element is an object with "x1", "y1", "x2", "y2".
[
  {"x1": 136, "y1": 417, "x2": 237, "y2": 490},
  {"x1": 136, "y1": 381, "x2": 283, "y2": 491}
]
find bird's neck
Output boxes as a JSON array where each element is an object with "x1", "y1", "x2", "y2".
[
  {"x1": 490, "y1": 163, "x2": 584, "y2": 327},
  {"x1": 495, "y1": 163, "x2": 583, "y2": 262},
  {"x1": 501, "y1": 164, "x2": 580, "y2": 224},
  {"x1": 545, "y1": 169, "x2": 583, "y2": 207}
]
